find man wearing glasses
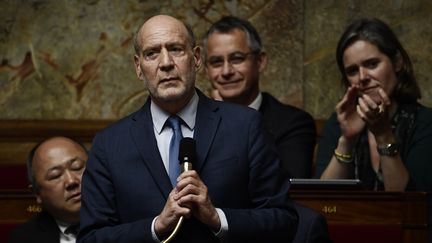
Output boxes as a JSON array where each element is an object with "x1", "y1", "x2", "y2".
[{"x1": 203, "y1": 16, "x2": 317, "y2": 179}]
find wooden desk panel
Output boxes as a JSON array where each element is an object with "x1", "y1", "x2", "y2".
[
  {"x1": 290, "y1": 190, "x2": 428, "y2": 243},
  {"x1": 0, "y1": 190, "x2": 428, "y2": 242},
  {"x1": 0, "y1": 119, "x2": 325, "y2": 165},
  {"x1": 0, "y1": 190, "x2": 39, "y2": 223},
  {"x1": 0, "y1": 120, "x2": 112, "y2": 165}
]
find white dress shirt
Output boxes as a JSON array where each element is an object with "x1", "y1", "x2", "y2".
[
  {"x1": 57, "y1": 220, "x2": 77, "y2": 243},
  {"x1": 248, "y1": 92, "x2": 263, "y2": 110},
  {"x1": 149, "y1": 91, "x2": 228, "y2": 242}
]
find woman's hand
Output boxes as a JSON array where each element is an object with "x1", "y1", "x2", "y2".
[
  {"x1": 336, "y1": 85, "x2": 365, "y2": 141},
  {"x1": 356, "y1": 88, "x2": 392, "y2": 138}
]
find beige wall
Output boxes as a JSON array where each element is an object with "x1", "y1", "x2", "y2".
[{"x1": 1, "y1": 0, "x2": 431, "y2": 120}]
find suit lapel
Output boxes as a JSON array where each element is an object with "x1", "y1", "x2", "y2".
[
  {"x1": 130, "y1": 100, "x2": 172, "y2": 198},
  {"x1": 36, "y1": 211, "x2": 61, "y2": 243},
  {"x1": 193, "y1": 91, "x2": 221, "y2": 173}
]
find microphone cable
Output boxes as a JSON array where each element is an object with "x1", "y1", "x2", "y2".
[
  {"x1": 162, "y1": 217, "x2": 184, "y2": 243},
  {"x1": 163, "y1": 138, "x2": 195, "y2": 243}
]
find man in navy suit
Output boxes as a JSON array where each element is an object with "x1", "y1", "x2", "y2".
[
  {"x1": 203, "y1": 16, "x2": 331, "y2": 243},
  {"x1": 9, "y1": 137, "x2": 87, "y2": 243},
  {"x1": 203, "y1": 16, "x2": 316, "y2": 178},
  {"x1": 78, "y1": 15, "x2": 297, "y2": 242}
]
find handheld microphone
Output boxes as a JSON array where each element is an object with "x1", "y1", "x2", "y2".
[
  {"x1": 179, "y1": 137, "x2": 196, "y2": 172},
  {"x1": 163, "y1": 137, "x2": 196, "y2": 243}
]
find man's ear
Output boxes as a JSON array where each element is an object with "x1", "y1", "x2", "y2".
[
  {"x1": 30, "y1": 184, "x2": 42, "y2": 204},
  {"x1": 257, "y1": 51, "x2": 268, "y2": 73},
  {"x1": 193, "y1": 46, "x2": 202, "y2": 70},
  {"x1": 134, "y1": 55, "x2": 143, "y2": 80}
]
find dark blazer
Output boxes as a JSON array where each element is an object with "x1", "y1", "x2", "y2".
[
  {"x1": 78, "y1": 90, "x2": 298, "y2": 243},
  {"x1": 292, "y1": 203, "x2": 332, "y2": 243},
  {"x1": 259, "y1": 92, "x2": 316, "y2": 178},
  {"x1": 8, "y1": 210, "x2": 59, "y2": 243}
]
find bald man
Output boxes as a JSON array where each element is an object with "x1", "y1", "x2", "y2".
[
  {"x1": 8, "y1": 137, "x2": 87, "y2": 243},
  {"x1": 78, "y1": 15, "x2": 297, "y2": 243}
]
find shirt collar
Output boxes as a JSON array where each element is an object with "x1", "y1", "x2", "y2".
[
  {"x1": 248, "y1": 92, "x2": 263, "y2": 111},
  {"x1": 151, "y1": 91, "x2": 198, "y2": 134},
  {"x1": 56, "y1": 219, "x2": 71, "y2": 234}
]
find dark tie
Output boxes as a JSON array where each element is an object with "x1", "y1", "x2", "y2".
[
  {"x1": 65, "y1": 224, "x2": 79, "y2": 235},
  {"x1": 167, "y1": 116, "x2": 183, "y2": 187}
]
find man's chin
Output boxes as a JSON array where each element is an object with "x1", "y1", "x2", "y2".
[
  {"x1": 157, "y1": 87, "x2": 188, "y2": 102},
  {"x1": 46, "y1": 205, "x2": 80, "y2": 223},
  {"x1": 219, "y1": 89, "x2": 242, "y2": 101},
  {"x1": 65, "y1": 205, "x2": 81, "y2": 217}
]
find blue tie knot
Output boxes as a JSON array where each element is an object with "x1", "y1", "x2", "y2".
[{"x1": 167, "y1": 115, "x2": 182, "y2": 133}]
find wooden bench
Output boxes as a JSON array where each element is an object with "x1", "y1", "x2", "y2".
[
  {"x1": 0, "y1": 119, "x2": 326, "y2": 166},
  {"x1": 0, "y1": 189, "x2": 427, "y2": 243},
  {"x1": 0, "y1": 120, "x2": 428, "y2": 243},
  {"x1": 0, "y1": 119, "x2": 327, "y2": 240},
  {"x1": 0, "y1": 119, "x2": 325, "y2": 188},
  {"x1": 0, "y1": 120, "x2": 114, "y2": 190}
]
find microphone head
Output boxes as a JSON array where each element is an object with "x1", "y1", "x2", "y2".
[{"x1": 179, "y1": 137, "x2": 196, "y2": 165}]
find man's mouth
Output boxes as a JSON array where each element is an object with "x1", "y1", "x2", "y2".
[
  {"x1": 160, "y1": 77, "x2": 180, "y2": 83},
  {"x1": 67, "y1": 192, "x2": 81, "y2": 202},
  {"x1": 217, "y1": 79, "x2": 241, "y2": 86}
]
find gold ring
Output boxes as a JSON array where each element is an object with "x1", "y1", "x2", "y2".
[{"x1": 378, "y1": 106, "x2": 384, "y2": 114}]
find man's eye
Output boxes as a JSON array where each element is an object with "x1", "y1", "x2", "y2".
[
  {"x1": 229, "y1": 56, "x2": 246, "y2": 64},
  {"x1": 144, "y1": 50, "x2": 159, "y2": 60},
  {"x1": 71, "y1": 162, "x2": 85, "y2": 171},
  {"x1": 48, "y1": 171, "x2": 61, "y2": 180},
  {"x1": 170, "y1": 47, "x2": 184, "y2": 56},
  {"x1": 209, "y1": 59, "x2": 224, "y2": 67}
]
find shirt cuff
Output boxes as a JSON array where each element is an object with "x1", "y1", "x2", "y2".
[
  {"x1": 213, "y1": 208, "x2": 229, "y2": 238},
  {"x1": 152, "y1": 210, "x2": 228, "y2": 241},
  {"x1": 151, "y1": 216, "x2": 162, "y2": 242}
]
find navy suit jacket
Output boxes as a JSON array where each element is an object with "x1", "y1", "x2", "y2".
[
  {"x1": 291, "y1": 203, "x2": 332, "y2": 243},
  {"x1": 8, "y1": 210, "x2": 59, "y2": 243},
  {"x1": 78, "y1": 90, "x2": 297, "y2": 243},
  {"x1": 259, "y1": 92, "x2": 316, "y2": 178}
]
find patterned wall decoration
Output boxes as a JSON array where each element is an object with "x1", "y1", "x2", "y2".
[
  {"x1": 0, "y1": 0, "x2": 303, "y2": 119},
  {"x1": 1, "y1": 0, "x2": 431, "y2": 120}
]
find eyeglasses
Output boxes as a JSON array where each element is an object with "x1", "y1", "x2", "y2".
[{"x1": 206, "y1": 52, "x2": 255, "y2": 68}]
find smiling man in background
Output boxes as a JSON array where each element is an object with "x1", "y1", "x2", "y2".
[{"x1": 203, "y1": 16, "x2": 316, "y2": 179}]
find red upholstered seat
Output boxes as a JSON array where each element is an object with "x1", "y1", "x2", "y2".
[
  {"x1": 0, "y1": 222, "x2": 21, "y2": 242},
  {"x1": 0, "y1": 164, "x2": 29, "y2": 190},
  {"x1": 328, "y1": 224, "x2": 403, "y2": 243}
]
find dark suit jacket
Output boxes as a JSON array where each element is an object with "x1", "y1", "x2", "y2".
[
  {"x1": 292, "y1": 203, "x2": 332, "y2": 243},
  {"x1": 259, "y1": 92, "x2": 316, "y2": 178},
  {"x1": 8, "y1": 210, "x2": 59, "y2": 243},
  {"x1": 78, "y1": 90, "x2": 297, "y2": 243}
]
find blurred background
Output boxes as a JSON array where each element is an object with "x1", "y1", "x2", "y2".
[{"x1": 1, "y1": 0, "x2": 431, "y2": 120}]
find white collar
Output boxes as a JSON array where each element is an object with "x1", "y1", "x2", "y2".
[
  {"x1": 248, "y1": 92, "x2": 263, "y2": 111},
  {"x1": 151, "y1": 91, "x2": 198, "y2": 134}
]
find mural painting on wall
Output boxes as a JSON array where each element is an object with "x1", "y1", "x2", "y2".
[{"x1": 0, "y1": 0, "x2": 303, "y2": 119}]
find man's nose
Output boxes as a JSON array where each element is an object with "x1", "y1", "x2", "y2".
[
  {"x1": 159, "y1": 49, "x2": 174, "y2": 71},
  {"x1": 221, "y1": 60, "x2": 234, "y2": 78},
  {"x1": 64, "y1": 170, "x2": 80, "y2": 190}
]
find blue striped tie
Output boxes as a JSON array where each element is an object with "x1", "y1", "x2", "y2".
[{"x1": 167, "y1": 116, "x2": 183, "y2": 187}]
